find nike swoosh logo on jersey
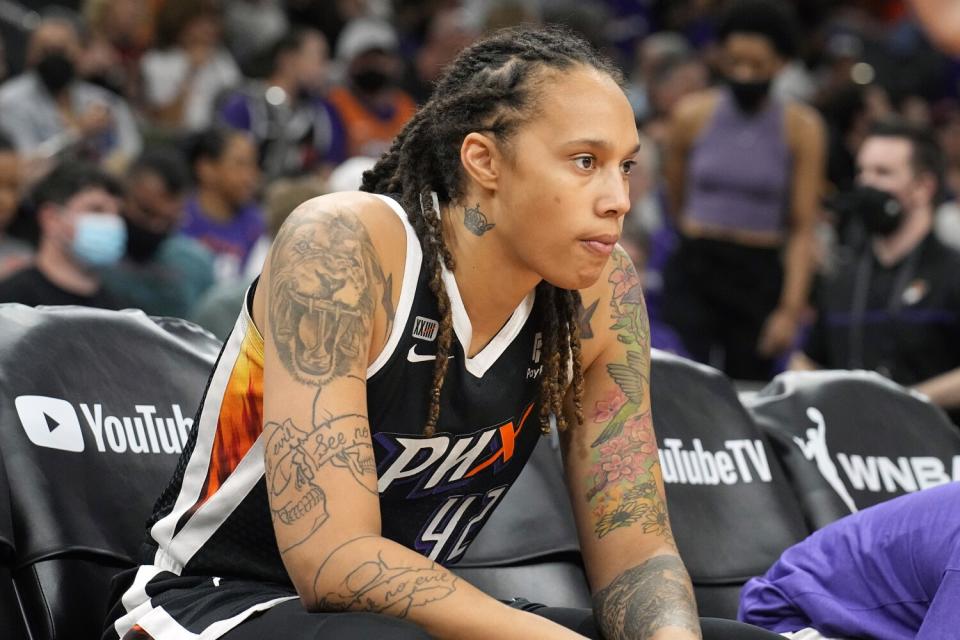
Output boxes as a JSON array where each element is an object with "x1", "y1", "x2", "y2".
[{"x1": 407, "y1": 345, "x2": 452, "y2": 363}]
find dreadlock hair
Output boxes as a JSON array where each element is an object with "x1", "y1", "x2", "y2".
[{"x1": 360, "y1": 24, "x2": 621, "y2": 436}]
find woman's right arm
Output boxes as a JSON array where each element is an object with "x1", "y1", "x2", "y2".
[{"x1": 260, "y1": 195, "x2": 584, "y2": 640}]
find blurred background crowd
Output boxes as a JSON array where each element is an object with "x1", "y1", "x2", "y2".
[{"x1": 0, "y1": 0, "x2": 959, "y2": 422}]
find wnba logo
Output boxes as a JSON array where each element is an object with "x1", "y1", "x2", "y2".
[{"x1": 795, "y1": 407, "x2": 959, "y2": 505}]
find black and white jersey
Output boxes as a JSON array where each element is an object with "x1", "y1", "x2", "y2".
[{"x1": 108, "y1": 194, "x2": 549, "y2": 639}]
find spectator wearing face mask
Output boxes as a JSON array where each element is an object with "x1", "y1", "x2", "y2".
[
  {"x1": 0, "y1": 12, "x2": 142, "y2": 175},
  {"x1": 0, "y1": 162, "x2": 126, "y2": 309},
  {"x1": 661, "y1": 0, "x2": 825, "y2": 382},
  {"x1": 100, "y1": 148, "x2": 215, "y2": 318},
  {"x1": 327, "y1": 17, "x2": 416, "y2": 159},
  {"x1": 791, "y1": 119, "x2": 960, "y2": 425},
  {"x1": 218, "y1": 28, "x2": 347, "y2": 182},
  {"x1": 180, "y1": 127, "x2": 264, "y2": 282}
]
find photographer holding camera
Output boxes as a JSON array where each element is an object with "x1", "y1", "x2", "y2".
[{"x1": 791, "y1": 119, "x2": 960, "y2": 424}]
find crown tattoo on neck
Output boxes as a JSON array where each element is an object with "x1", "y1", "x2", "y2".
[{"x1": 463, "y1": 203, "x2": 496, "y2": 236}]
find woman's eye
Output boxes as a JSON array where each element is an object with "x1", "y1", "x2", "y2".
[
  {"x1": 574, "y1": 156, "x2": 596, "y2": 170},
  {"x1": 622, "y1": 160, "x2": 637, "y2": 175}
]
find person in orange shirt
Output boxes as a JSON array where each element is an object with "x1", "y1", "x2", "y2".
[{"x1": 327, "y1": 17, "x2": 416, "y2": 159}]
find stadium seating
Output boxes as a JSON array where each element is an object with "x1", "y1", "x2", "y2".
[
  {"x1": 10, "y1": 303, "x2": 939, "y2": 634},
  {"x1": 650, "y1": 350, "x2": 811, "y2": 618},
  {"x1": 0, "y1": 305, "x2": 221, "y2": 640},
  {"x1": 745, "y1": 369, "x2": 960, "y2": 530}
]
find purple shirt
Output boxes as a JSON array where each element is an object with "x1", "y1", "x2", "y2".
[
  {"x1": 739, "y1": 482, "x2": 960, "y2": 639},
  {"x1": 179, "y1": 195, "x2": 265, "y2": 282},
  {"x1": 685, "y1": 88, "x2": 791, "y2": 235}
]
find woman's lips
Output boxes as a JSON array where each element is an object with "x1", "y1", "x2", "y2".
[{"x1": 581, "y1": 239, "x2": 616, "y2": 256}]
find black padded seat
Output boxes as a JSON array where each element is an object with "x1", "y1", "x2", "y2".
[
  {"x1": 745, "y1": 369, "x2": 960, "y2": 530},
  {"x1": 650, "y1": 350, "x2": 810, "y2": 618},
  {"x1": 0, "y1": 305, "x2": 221, "y2": 640}
]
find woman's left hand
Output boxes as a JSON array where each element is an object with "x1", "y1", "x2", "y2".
[{"x1": 757, "y1": 307, "x2": 800, "y2": 358}]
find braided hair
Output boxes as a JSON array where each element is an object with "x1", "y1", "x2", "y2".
[{"x1": 361, "y1": 25, "x2": 622, "y2": 436}]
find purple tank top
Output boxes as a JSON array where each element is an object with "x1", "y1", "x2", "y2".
[{"x1": 685, "y1": 88, "x2": 791, "y2": 234}]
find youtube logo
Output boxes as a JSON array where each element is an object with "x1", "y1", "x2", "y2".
[
  {"x1": 14, "y1": 395, "x2": 193, "y2": 455},
  {"x1": 15, "y1": 395, "x2": 85, "y2": 452}
]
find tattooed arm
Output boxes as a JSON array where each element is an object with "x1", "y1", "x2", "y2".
[
  {"x1": 562, "y1": 246, "x2": 701, "y2": 640},
  {"x1": 257, "y1": 193, "x2": 584, "y2": 640}
]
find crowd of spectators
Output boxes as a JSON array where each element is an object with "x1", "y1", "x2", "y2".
[{"x1": 0, "y1": 0, "x2": 958, "y2": 420}]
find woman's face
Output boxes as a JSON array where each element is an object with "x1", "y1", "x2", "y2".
[
  {"x1": 490, "y1": 66, "x2": 639, "y2": 290},
  {"x1": 203, "y1": 134, "x2": 260, "y2": 208},
  {"x1": 720, "y1": 33, "x2": 783, "y2": 83}
]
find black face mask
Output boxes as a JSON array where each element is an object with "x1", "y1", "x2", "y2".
[
  {"x1": 838, "y1": 184, "x2": 905, "y2": 238},
  {"x1": 124, "y1": 217, "x2": 169, "y2": 262},
  {"x1": 728, "y1": 78, "x2": 771, "y2": 112},
  {"x1": 36, "y1": 51, "x2": 75, "y2": 95},
  {"x1": 351, "y1": 68, "x2": 392, "y2": 94}
]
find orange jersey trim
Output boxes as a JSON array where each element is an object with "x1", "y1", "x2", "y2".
[{"x1": 192, "y1": 327, "x2": 265, "y2": 513}]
